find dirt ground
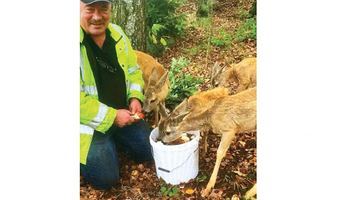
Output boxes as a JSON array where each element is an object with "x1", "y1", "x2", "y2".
[{"x1": 80, "y1": 0, "x2": 256, "y2": 199}]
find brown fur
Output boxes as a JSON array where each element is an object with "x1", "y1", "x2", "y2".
[
  {"x1": 213, "y1": 57, "x2": 257, "y2": 93},
  {"x1": 158, "y1": 87, "x2": 256, "y2": 196},
  {"x1": 135, "y1": 51, "x2": 170, "y2": 125},
  {"x1": 187, "y1": 87, "x2": 229, "y2": 118}
]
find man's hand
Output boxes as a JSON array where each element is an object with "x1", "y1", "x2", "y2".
[
  {"x1": 129, "y1": 98, "x2": 142, "y2": 114},
  {"x1": 113, "y1": 109, "x2": 135, "y2": 127}
]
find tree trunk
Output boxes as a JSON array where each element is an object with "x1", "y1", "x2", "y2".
[{"x1": 112, "y1": 0, "x2": 146, "y2": 51}]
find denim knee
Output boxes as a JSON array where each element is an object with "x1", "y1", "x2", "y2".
[
  {"x1": 112, "y1": 120, "x2": 153, "y2": 162},
  {"x1": 81, "y1": 131, "x2": 120, "y2": 190}
]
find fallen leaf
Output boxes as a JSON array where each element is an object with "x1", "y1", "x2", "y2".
[
  {"x1": 131, "y1": 170, "x2": 139, "y2": 176},
  {"x1": 185, "y1": 188, "x2": 195, "y2": 195}
]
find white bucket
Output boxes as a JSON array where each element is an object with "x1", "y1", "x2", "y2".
[{"x1": 149, "y1": 127, "x2": 200, "y2": 185}]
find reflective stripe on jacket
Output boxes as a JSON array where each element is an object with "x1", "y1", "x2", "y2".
[{"x1": 80, "y1": 23, "x2": 145, "y2": 165}]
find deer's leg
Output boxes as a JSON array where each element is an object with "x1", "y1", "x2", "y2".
[
  {"x1": 202, "y1": 131, "x2": 235, "y2": 197},
  {"x1": 154, "y1": 106, "x2": 159, "y2": 126},
  {"x1": 202, "y1": 131, "x2": 208, "y2": 156}
]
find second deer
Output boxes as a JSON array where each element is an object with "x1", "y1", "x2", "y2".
[
  {"x1": 158, "y1": 87, "x2": 257, "y2": 197},
  {"x1": 135, "y1": 50, "x2": 169, "y2": 126},
  {"x1": 211, "y1": 57, "x2": 256, "y2": 93}
]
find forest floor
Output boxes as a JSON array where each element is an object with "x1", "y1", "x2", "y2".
[{"x1": 80, "y1": 0, "x2": 256, "y2": 199}]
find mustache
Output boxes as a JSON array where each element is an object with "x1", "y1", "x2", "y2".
[{"x1": 89, "y1": 19, "x2": 105, "y2": 25}]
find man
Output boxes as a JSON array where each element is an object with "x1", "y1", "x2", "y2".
[{"x1": 80, "y1": 0, "x2": 152, "y2": 189}]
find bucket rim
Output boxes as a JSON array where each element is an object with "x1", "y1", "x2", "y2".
[{"x1": 149, "y1": 127, "x2": 200, "y2": 150}]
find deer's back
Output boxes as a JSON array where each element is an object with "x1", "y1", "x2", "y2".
[
  {"x1": 220, "y1": 57, "x2": 256, "y2": 92},
  {"x1": 233, "y1": 58, "x2": 256, "y2": 91},
  {"x1": 135, "y1": 51, "x2": 166, "y2": 90},
  {"x1": 210, "y1": 88, "x2": 256, "y2": 134}
]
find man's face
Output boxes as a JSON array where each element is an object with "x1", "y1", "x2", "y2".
[{"x1": 80, "y1": 1, "x2": 111, "y2": 36}]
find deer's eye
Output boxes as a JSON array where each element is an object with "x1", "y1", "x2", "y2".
[{"x1": 166, "y1": 132, "x2": 170, "y2": 136}]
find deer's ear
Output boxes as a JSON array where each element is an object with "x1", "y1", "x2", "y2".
[
  {"x1": 155, "y1": 70, "x2": 169, "y2": 91},
  {"x1": 148, "y1": 68, "x2": 158, "y2": 85},
  {"x1": 159, "y1": 102, "x2": 169, "y2": 118},
  {"x1": 172, "y1": 98, "x2": 188, "y2": 116},
  {"x1": 211, "y1": 62, "x2": 226, "y2": 87},
  {"x1": 173, "y1": 111, "x2": 190, "y2": 121}
]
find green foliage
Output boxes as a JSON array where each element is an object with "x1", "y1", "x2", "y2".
[
  {"x1": 146, "y1": 0, "x2": 187, "y2": 56},
  {"x1": 195, "y1": 174, "x2": 208, "y2": 182},
  {"x1": 147, "y1": 24, "x2": 168, "y2": 56},
  {"x1": 166, "y1": 57, "x2": 203, "y2": 109},
  {"x1": 160, "y1": 185, "x2": 180, "y2": 197},
  {"x1": 147, "y1": 0, "x2": 187, "y2": 36},
  {"x1": 186, "y1": 46, "x2": 201, "y2": 56},
  {"x1": 190, "y1": 17, "x2": 211, "y2": 29},
  {"x1": 183, "y1": 43, "x2": 206, "y2": 56},
  {"x1": 238, "y1": 1, "x2": 257, "y2": 20},
  {"x1": 236, "y1": 17, "x2": 257, "y2": 42},
  {"x1": 197, "y1": 0, "x2": 212, "y2": 17},
  {"x1": 238, "y1": 7, "x2": 250, "y2": 20},
  {"x1": 210, "y1": 29, "x2": 232, "y2": 47}
]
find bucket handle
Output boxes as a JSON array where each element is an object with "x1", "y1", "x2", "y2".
[{"x1": 157, "y1": 147, "x2": 199, "y2": 173}]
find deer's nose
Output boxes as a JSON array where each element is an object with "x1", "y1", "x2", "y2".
[
  {"x1": 143, "y1": 107, "x2": 151, "y2": 113},
  {"x1": 165, "y1": 127, "x2": 174, "y2": 135}
]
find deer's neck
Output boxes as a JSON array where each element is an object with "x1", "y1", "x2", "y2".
[{"x1": 178, "y1": 113, "x2": 209, "y2": 132}]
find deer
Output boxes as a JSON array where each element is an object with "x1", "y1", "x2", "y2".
[
  {"x1": 135, "y1": 50, "x2": 170, "y2": 126},
  {"x1": 211, "y1": 57, "x2": 256, "y2": 93},
  {"x1": 157, "y1": 87, "x2": 257, "y2": 197},
  {"x1": 191, "y1": 57, "x2": 256, "y2": 154}
]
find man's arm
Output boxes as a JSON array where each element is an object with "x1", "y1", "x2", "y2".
[{"x1": 80, "y1": 91, "x2": 117, "y2": 133}]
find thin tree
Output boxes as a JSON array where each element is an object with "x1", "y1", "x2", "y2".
[{"x1": 112, "y1": 0, "x2": 146, "y2": 51}]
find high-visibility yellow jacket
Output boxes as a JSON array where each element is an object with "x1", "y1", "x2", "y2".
[{"x1": 80, "y1": 23, "x2": 144, "y2": 165}]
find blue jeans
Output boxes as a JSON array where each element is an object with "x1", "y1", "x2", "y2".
[{"x1": 80, "y1": 120, "x2": 153, "y2": 190}]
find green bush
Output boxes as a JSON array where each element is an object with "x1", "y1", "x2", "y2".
[
  {"x1": 210, "y1": 29, "x2": 232, "y2": 47},
  {"x1": 146, "y1": 0, "x2": 187, "y2": 56},
  {"x1": 147, "y1": 0, "x2": 187, "y2": 37},
  {"x1": 197, "y1": 0, "x2": 212, "y2": 17},
  {"x1": 236, "y1": 17, "x2": 256, "y2": 42},
  {"x1": 146, "y1": 24, "x2": 173, "y2": 57},
  {"x1": 166, "y1": 57, "x2": 203, "y2": 109}
]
